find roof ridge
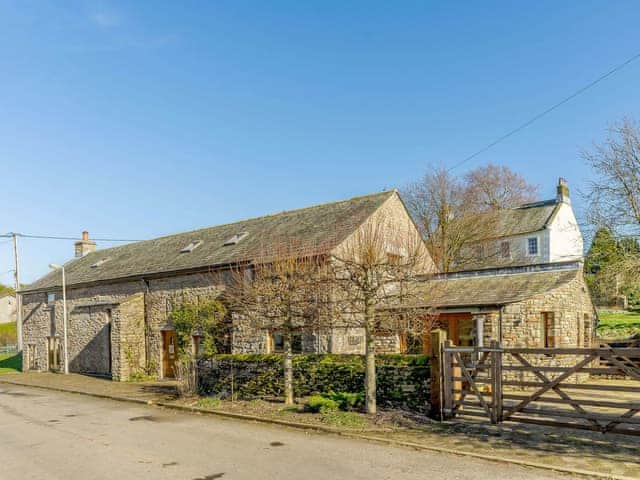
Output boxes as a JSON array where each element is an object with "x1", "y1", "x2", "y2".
[
  {"x1": 78, "y1": 190, "x2": 396, "y2": 259},
  {"x1": 514, "y1": 198, "x2": 557, "y2": 210}
]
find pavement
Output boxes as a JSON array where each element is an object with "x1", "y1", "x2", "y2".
[
  {"x1": 0, "y1": 382, "x2": 570, "y2": 480},
  {"x1": 2, "y1": 373, "x2": 639, "y2": 479},
  {"x1": 0, "y1": 372, "x2": 180, "y2": 403}
]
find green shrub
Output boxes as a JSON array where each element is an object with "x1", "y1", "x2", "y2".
[
  {"x1": 197, "y1": 353, "x2": 431, "y2": 412},
  {"x1": 306, "y1": 395, "x2": 339, "y2": 413},
  {"x1": 323, "y1": 391, "x2": 365, "y2": 411}
]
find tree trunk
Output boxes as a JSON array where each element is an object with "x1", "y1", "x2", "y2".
[
  {"x1": 364, "y1": 300, "x2": 377, "y2": 415},
  {"x1": 283, "y1": 331, "x2": 294, "y2": 405}
]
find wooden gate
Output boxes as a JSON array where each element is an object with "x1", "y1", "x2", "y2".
[
  {"x1": 442, "y1": 340, "x2": 503, "y2": 423},
  {"x1": 442, "y1": 343, "x2": 640, "y2": 435}
]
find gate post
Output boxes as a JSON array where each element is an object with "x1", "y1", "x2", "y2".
[
  {"x1": 429, "y1": 329, "x2": 447, "y2": 420},
  {"x1": 490, "y1": 340, "x2": 503, "y2": 424},
  {"x1": 442, "y1": 340, "x2": 456, "y2": 419}
]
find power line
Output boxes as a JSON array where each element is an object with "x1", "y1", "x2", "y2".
[
  {"x1": 0, "y1": 233, "x2": 142, "y2": 242},
  {"x1": 448, "y1": 50, "x2": 640, "y2": 171}
]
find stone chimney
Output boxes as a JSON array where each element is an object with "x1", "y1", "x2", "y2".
[
  {"x1": 556, "y1": 177, "x2": 570, "y2": 204},
  {"x1": 74, "y1": 231, "x2": 96, "y2": 258}
]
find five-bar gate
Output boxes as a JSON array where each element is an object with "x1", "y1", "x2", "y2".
[{"x1": 442, "y1": 341, "x2": 640, "y2": 435}]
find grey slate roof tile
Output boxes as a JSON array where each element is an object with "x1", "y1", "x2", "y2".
[
  {"x1": 411, "y1": 268, "x2": 579, "y2": 307},
  {"x1": 24, "y1": 191, "x2": 395, "y2": 292},
  {"x1": 491, "y1": 199, "x2": 558, "y2": 237}
]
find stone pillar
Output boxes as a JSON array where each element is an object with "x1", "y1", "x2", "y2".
[{"x1": 429, "y1": 328, "x2": 447, "y2": 420}]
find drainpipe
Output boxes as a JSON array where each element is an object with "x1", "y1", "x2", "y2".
[
  {"x1": 142, "y1": 278, "x2": 151, "y2": 375},
  {"x1": 499, "y1": 306, "x2": 504, "y2": 345}
]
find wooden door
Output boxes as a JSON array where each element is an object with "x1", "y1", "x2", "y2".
[
  {"x1": 438, "y1": 313, "x2": 473, "y2": 346},
  {"x1": 162, "y1": 330, "x2": 177, "y2": 378}
]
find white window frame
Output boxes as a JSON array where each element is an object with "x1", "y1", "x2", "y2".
[{"x1": 526, "y1": 236, "x2": 540, "y2": 257}]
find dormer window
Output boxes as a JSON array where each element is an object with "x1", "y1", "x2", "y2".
[
  {"x1": 181, "y1": 240, "x2": 203, "y2": 253},
  {"x1": 223, "y1": 232, "x2": 248, "y2": 246},
  {"x1": 527, "y1": 237, "x2": 539, "y2": 256}
]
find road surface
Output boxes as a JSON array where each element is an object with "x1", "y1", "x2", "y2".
[{"x1": 0, "y1": 383, "x2": 568, "y2": 480}]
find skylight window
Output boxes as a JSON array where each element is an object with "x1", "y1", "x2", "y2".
[
  {"x1": 223, "y1": 232, "x2": 249, "y2": 246},
  {"x1": 181, "y1": 240, "x2": 203, "y2": 253},
  {"x1": 90, "y1": 257, "x2": 111, "y2": 268}
]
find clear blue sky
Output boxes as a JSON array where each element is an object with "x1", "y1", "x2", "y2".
[{"x1": 1, "y1": 1, "x2": 639, "y2": 284}]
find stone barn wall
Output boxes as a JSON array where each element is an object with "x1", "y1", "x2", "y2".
[{"x1": 493, "y1": 273, "x2": 595, "y2": 383}]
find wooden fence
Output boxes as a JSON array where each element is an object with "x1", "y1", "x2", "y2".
[
  {"x1": 442, "y1": 342, "x2": 640, "y2": 435},
  {"x1": 598, "y1": 340, "x2": 640, "y2": 376}
]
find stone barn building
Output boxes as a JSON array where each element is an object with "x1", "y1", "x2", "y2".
[
  {"x1": 19, "y1": 190, "x2": 432, "y2": 380},
  {"x1": 392, "y1": 178, "x2": 596, "y2": 355},
  {"x1": 19, "y1": 179, "x2": 596, "y2": 381},
  {"x1": 402, "y1": 263, "x2": 595, "y2": 355}
]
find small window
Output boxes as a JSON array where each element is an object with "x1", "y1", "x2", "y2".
[
  {"x1": 541, "y1": 312, "x2": 554, "y2": 348},
  {"x1": 348, "y1": 335, "x2": 363, "y2": 346},
  {"x1": 181, "y1": 240, "x2": 203, "y2": 253},
  {"x1": 223, "y1": 232, "x2": 249, "y2": 246},
  {"x1": 527, "y1": 237, "x2": 539, "y2": 256},
  {"x1": 500, "y1": 241, "x2": 511, "y2": 259},
  {"x1": 46, "y1": 293, "x2": 56, "y2": 304},
  {"x1": 583, "y1": 314, "x2": 591, "y2": 347},
  {"x1": 386, "y1": 253, "x2": 402, "y2": 265},
  {"x1": 271, "y1": 332, "x2": 302, "y2": 353}
]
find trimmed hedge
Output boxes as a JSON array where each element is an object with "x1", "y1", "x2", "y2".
[{"x1": 197, "y1": 354, "x2": 430, "y2": 412}]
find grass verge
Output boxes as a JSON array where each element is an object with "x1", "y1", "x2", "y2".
[
  {"x1": 0, "y1": 353, "x2": 22, "y2": 374},
  {"x1": 597, "y1": 311, "x2": 640, "y2": 340}
]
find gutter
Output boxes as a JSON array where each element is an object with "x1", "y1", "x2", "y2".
[{"x1": 19, "y1": 262, "x2": 248, "y2": 295}]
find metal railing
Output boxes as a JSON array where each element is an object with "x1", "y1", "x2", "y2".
[{"x1": 0, "y1": 345, "x2": 18, "y2": 355}]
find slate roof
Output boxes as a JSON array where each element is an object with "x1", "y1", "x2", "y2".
[
  {"x1": 23, "y1": 191, "x2": 395, "y2": 292},
  {"x1": 409, "y1": 267, "x2": 579, "y2": 308},
  {"x1": 489, "y1": 199, "x2": 558, "y2": 238}
]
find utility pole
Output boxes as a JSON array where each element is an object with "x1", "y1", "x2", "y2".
[{"x1": 12, "y1": 233, "x2": 23, "y2": 352}]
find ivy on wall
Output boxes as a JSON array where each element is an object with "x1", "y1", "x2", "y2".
[{"x1": 170, "y1": 299, "x2": 227, "y2": 358}]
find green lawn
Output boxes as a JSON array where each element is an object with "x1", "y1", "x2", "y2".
[
  {"x1": 597, "y1": 311, "x2": 640, "y2": 340},
  {"x1": 0, "y1": 321, "x2": 17, "y2": 344},
  {"x1": 0, "y1": 322, "x2": 20, "y2": 373},
  {"x1": 0, "y1": 353, "x2": 21, "y2": 374}
]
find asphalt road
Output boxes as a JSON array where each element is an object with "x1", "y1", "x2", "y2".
[{"x1": 0, "y1": 384, "x2": 568, "y2": 480}]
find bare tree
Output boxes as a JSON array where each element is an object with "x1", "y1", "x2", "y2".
[
  {"x1": 226, "y1": 239, "x2": 329, "y2": 405},
  {"x1": 584, "y1": 118, "x2": 640, "y2": 285},
  {"x1": 463, "y1": 163, "x2": 538, "y2": 210},
  {"x1": 403, "y1": 168, "x2": 490, "y2": 271},
  {"x1": 404, "y1": 165, "x2": 538, "y2": 272},
  {"x1": 329, "y1": 216, "x2": 432, "y2": 414}
]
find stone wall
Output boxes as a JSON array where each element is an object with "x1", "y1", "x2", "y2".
[
  {"x1": 21, "y1": 271, "x2": 227, "y2": 379},
  {"x1": 21, "y1": 279, "x2": 142, "y2": 375},
  {"x1": 111, "y1": 293, "x2": 146, "y2": 381},
  {"x1": 22, "y1": 269, "x2": 412, "y2": 379},
  {"x1": 374, "y1": 332, "x2": 400, "y2": 354},
  {"x1": 144, "y1": 272, "x2": 226, "y2": 377},
  {"x1": 487, "y1": 272, "x2": 595, "y2": 383},
  {"x1": 500, "y1": 273, "x2": 594, "y2": 349}
]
